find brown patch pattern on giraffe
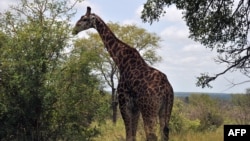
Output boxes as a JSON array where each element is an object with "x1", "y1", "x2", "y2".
[{"x1": 73, "y1": 7, "x2": 174, "y2": 141}]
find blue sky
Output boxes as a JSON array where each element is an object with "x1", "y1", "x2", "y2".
[{"x1": 1, "y1": 0, "x2": 249, "y2": 93}]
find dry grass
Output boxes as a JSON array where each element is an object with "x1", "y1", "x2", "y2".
[
  {"x1": 92, "y1": 118, "x2": 223, "y2": 141},
  {"x1": 170, "y1": 128, "x2": 223, "y2": 141}
]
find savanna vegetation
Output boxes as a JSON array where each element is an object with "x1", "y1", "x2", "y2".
[
  {"x1": 1, "y1": 0, "x2": 250, "y2": 141},
  {"x1": 92, "y1": 92, "x2": 250, "y2": 141}
]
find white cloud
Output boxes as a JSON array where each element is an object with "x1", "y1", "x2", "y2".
[
  {"x1": 161, "y1": 5, "x2": 184, "y2": 23},
  {"x1": 122, "y1": 19, "x2": 138, "y2": 25},
  {"x1": 180, "y1": 56, "x2": 197, "y2": 64},
  {"x1": 182, "y1": 44, "x2": 206, "y2": 52},
  {"x1": 160, "y1": 26, "x2": 189, "y2": 42}
]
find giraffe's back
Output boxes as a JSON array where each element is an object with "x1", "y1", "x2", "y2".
[{"x1": 122, "y1": 65, "x2": 172, "y2": 98}]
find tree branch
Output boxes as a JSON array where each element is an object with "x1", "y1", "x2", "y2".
[
  {"x1": 223, "y1": 78, "x2": 250, "y2": 92},
  {"x1": 196, "y1": 58, "x2": 242, "y2": 88},
  {"x1": 232, "y1": 0, "x2": 244, "y2": 17}
]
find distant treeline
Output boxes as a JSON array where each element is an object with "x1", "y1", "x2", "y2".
[{"x1": 174, "y1": 92, "x2": 232, "y2": 100}]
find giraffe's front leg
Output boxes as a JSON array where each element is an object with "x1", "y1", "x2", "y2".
[{"x1": 118, "y1": 91, "x2": 135, "y2": 141}]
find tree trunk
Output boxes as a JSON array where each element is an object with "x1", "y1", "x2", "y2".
[{"x1": 111, "y1": 87, "x2": 118, "y2": 124}]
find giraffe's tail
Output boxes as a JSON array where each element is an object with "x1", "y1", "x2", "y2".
[{"x1": 165, "y1": 84, "x2": 174, "y2": 125}]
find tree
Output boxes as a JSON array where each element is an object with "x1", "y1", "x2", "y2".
[
  {"x1": 169, "y1": 98, "x2": 200, "y2": 133},
  {"x1": 141, "y1": 0, "x2": 250, "y2": 88},
  {"x1": 187, "y1": 94, "x2": 223, "y2": 131},
  {"x1": 231, "y1": 93, "x2": 250, "y2": 124},
  {"x1": 74, "y1": 22, "x2": 162, "y2": 123},
  {"x1": 49, "y1": 44, "x2": 110, "y2": 140},
  {"x1": 0, "y1": 0, "x2": 84, "y2": 140}
]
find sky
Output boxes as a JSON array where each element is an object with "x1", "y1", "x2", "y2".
[{"x1": 1, "y1": 0, "x2": 249, "y2": 94}]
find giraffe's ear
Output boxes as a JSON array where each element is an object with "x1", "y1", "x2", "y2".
[{"x1": 86, "y1": 6, "x2": 91, "y2": 17}]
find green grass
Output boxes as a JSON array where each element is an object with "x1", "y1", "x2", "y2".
[{"x1": 92, "y1": 118, "x2": 223, "y2": 141}]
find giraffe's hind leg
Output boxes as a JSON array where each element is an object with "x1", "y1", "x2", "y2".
[
  {"x1": 140, "y1": 102, "x2": 159, "y2": 141},
  {"x1": 142, "y1": 114, "x2": 158, "y2": 141}
]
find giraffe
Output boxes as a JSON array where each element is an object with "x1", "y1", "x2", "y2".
[{"x1": 72, "y1": 7, "x2": 174, "y2": 141}]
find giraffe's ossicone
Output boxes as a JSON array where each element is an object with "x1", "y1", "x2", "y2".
[{"x1": 73, "y1": 7, "x2": 174, "y2": 141}]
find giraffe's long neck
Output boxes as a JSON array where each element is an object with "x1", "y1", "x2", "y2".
[
  {"x1": 94, "y1": 15, "x2": 120, "y2": 57},
  {"x1": 93, "y1": 14, "x2": 147, "y2": 72}
]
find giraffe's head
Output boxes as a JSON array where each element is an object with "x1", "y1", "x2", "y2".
[{"x1": 72, "y1": 7, "x2": 96, "y2": 35}]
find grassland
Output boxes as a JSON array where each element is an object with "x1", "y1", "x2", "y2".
[{"x1": 92, "y1": 118, "x2": 223, "y2": 141}]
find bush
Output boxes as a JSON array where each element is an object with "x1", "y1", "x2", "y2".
[
  {"x1": 199, "y1": 112, "x2": 223, "y2": 131},
  {"x1": 187, "y1": 94, "x2": 224, "y2": 131},
  {"x1": 169, "y1": 98, "x2": 200, "y2": 133}
]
